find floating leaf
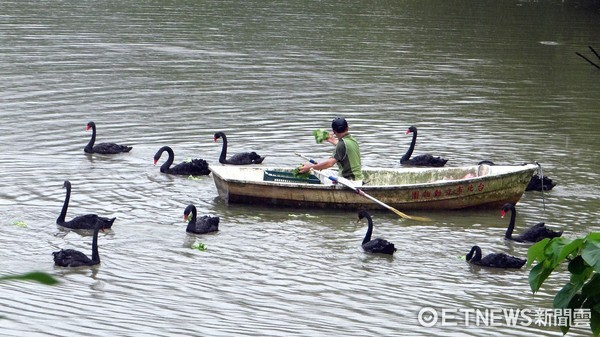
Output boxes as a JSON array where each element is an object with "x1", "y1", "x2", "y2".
[
  {"x1": 312, "y1": 129, "x2": 330, "y2": 144},
  {"x1": 458, "y1": 255, "x2": 466, "y2": 261},
  {"x1": 192, "y1": 243, "x2": 207, "y2": 251},
  {"x1": 188, "y1": 175, "x2": 202, "y2": 181},
  {"x1": 12, "y1": 220, "x2": 27, "y2": 228},
  {"x1": 0, "y1": 272, "x2": 59, "y2": 285}
]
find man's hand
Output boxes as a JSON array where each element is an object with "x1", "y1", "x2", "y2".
[
  {"x1": 325, "y1": 132, "x2": 338, "y2": 145},
  {"x1": 298, "y1": 163, "x2": 313, "y2": 174}
]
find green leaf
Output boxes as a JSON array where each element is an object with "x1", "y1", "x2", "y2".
[
  {"x1": 592, "y1": 304, "x2": 600, "y2": 337},
  {"x1": 192, "y1": 243, "x2": 207, "y2": 251},
  {"x1": 569, "y1": 256, "x2": 588, "y2": 275},
  {"x1": 529, "y1": 261, "x2": 554, "y2": 293},
  {"x1": 0, "y1": 272, "x2": 59, "y2": 285},
  {"x1": 555, "y1": 282, "x2": 584, "y2": 309},
  {"x1": 312, "y1": 129, "x2": 330, "y2": 144},
  {"x1": 292, "y1": 166, "x2": 311, "y2": 179},
  {"x1": 11, "y1": 220, "x2": 27, "y2": 228},
  {"x1": 546, "y1": 237, "x2": 570, "y2": 266},
  {"x1": 582, "y1": 240, "x2": 600, "y2": 273},
  {"x1": 527, "y1": 238, "x2": 551, "y2": 267},
  {"x1": 583, "y1": 274, "x2": 600, "y2": 298},
  {"x1": 559, "y1": 238, "x2": 585, "y2": 262},
  {"x1": 586, "y1": 232, "x2": 600, "y2": 243}
]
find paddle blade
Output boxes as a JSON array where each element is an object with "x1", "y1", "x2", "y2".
[
  {"x1": 404, "y1": 214, "x2": 433, "y2": 222},
  {"x1": 387, "y1": 207, "x2": 432, "y2": 222}
]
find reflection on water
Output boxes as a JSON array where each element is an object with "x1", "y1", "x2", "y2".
[{"x1": 1, "y1": 0, "x2": 599, "y2": 336}]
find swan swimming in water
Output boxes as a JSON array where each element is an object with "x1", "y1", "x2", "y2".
[
  {"x1": 84, "y1": 121, "x2": 132, "y2": 154},
  {"x1": 466, "y1": 245, "x2": 526, "y2": 269},
  {"x1": 400, "y1": 126, "x2": 447, "y2": 167},
  {"x1": 501, "y1": 203, "x2": 562, "y2": 243},
  {"x1": 153, "y1": 146, "x2": 210, "y2": 176},
  {"x1": 184, "y1": 204, "x2": 219, "y2": 234},
  {"x1": 214, "y1": 131, "x2": 265, "y2": 165},
  {"x1": 53, "y1": 222, "x2": 103, "y2": 267},
  {"x1": 57, "y1": 180, "x2": 116, "y2": 230},
  {"x1": 357, "y1": 210, "x2": 396, "y2": 255}
]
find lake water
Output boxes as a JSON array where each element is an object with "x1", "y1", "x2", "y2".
[{"x1": 1, "y1": 1, "x2": 599, "y2": 336}]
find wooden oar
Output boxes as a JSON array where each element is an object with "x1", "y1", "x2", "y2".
[{"x1": 295, "y1": 152, "x2": 431, "y2": 222}]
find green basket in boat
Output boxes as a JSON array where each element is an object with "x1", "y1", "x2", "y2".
[{"x1": 263, "y1": 170, "x2": 321, "y2": 184}]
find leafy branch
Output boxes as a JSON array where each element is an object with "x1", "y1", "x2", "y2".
[{"x1": 527, "y1": 232, "x2": 600, "y2": 336}]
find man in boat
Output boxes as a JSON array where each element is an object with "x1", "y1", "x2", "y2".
[{"x1": 298, "y1": 117, "x2": 364, "y2": 186}]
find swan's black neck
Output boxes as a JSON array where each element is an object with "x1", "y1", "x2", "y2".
[
  {"x1": 91, "y1": 224, "x2": 101, "y2": 263},
  {"x1": 362, "y1": 213, "x2": 374, "y2": 245},
  {"x1": 85, "y1": 123, "x2": 97, "y2": 153},
  {"x1": 401, "y1": 129, "x2": 418, "y2": 162},
  {"x1": 156, "y1": 146, "x2": 175, "y2": 172},
  {"x1": 57, "y1": 181, "x2": 71, "y2": 225},
  {"x1": 216, "y1": 132, "x2": 228, "y2": 164},
  {"x1": 467, "y1": 246, "x2": 482, "y2": 262},
  {"x1": 185, "y1": 205, "x2": 197, "y2": 231},
  {"x1": 504, "y1": 205, "x2": 516, "y2": 239}
]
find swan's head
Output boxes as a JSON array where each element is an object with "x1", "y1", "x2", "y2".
[
  {"x1": 183, "y1": 204, "x2": 196, "y2": 222},
  {"x1": 465, "y1": 245, "x2": 480, "y2": 262},
  {"x1": 86, "y1": 121, "x2": 95, "y2": 131},
  {"x1": 500, "y1": 203, "x2": 514, "y2": 218},
  {"x1": 406, "y1": 126, "x2": 417, "y2": 134},
  {"x1": 153, "y1": 146, "x2": 170, "y2": 165},
  {"x1": 213, "y1": 132, "x2": 225, "y2": 142},
  {"x1": 63, "y1": 180, "x2": 71, "y2": 189},
  {"x1": 356, "y1": 210, "x2": 371, "y2": 222}
]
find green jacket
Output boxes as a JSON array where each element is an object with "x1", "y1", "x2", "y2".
[{"x1": 332, "y1": 134, "x2": 363, "y2": 181}]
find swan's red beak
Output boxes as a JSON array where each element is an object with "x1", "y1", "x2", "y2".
[
  {"x1": 153, "y1": 159, "x2": 158, "y2": 166},
  {"x1": 213, "y1": 137, "x2": 218, "y2": 142},
  {"x1": 184, "y1": 214, "x2": 189, "y2": 222},
  {"x1": 501, "y1": 210, "x2": 506, "y2": 218},
  {"x1": 405, "y1": 129, "x2": 411, "y2": 134},
  {"x1": 86, "y1": 125, "x2": 91, "y2": 131}
]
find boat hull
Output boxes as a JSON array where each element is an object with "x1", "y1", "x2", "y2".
[{"x1": 210, "y1": 164, "x2": 537, "y2": 211}]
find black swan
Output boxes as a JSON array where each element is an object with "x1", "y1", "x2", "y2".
[
  {"x1": 400, "y1": 126, "x2": 447, "y2": 167},
  {"x1": 214, "y1": 131, "x2": 265, "y2": 165},
  {"x1": 153, "y1": 146, "x2": 210, "y2": 176},
  {"x1": 501, "y1": 203, "x2": 562, "y2": 243},
  {"x1": 357, "y1": 210, "x2": 396, "y2": 255},
  {"x1": 466, "y1": 245, "x2": 526, "y2": 269},
  {"x1": 53, "y1": 222, "x2": 102, "y2": 267},
  {"x1": 184, "y1": 204, "x2": 219, "y2": 234},
  {"x1": 57, "y1": 180, "x2": 116, "y2": 230},
  {"x1": 526, "y1": 175, "x2": 557, "y2": 192},
  {"x1": 84, "y1": 121, "x2": 132, "y2": 154},
  {"x1": 477, "y1": 160, "x2": 556, "y2": 191}
]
